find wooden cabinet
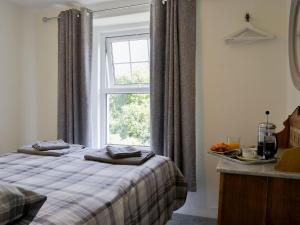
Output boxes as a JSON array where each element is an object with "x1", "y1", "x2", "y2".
[
  {"x1": 218, "y1": 173, "x2": 300, "y2": 225},
  {"x1": 266, "y1": 178, "x2": 300, "y2": 225}
]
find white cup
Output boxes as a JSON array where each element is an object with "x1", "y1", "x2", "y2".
[{"x1": 242, "y1": 147, "x2": 258, "y2": 159}]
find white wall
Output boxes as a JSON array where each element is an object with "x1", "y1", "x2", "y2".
[
  {"x1": 20, "y1": 9, "x2": 38, "y2": 144},
  {"x1": 177, "y1": 0, "x2": 288, "y2": 218},
  {"x1": 0, "y1": 1, "x2": 21, "y2": 153},
  {"x1": 0, "y1": 2, "x2": 63, "y2": 149},
  {"x1": 34, "y1": 9, "x2": 61, "y2": 141},
  {"x1": 19, "y1": 7, "x2": 68, "y2": 145}
]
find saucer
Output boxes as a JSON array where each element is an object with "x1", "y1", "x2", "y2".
[
  {"x1": 236, "y1": 155, "x2": 261, "y2": 161},
  {"x1": 211, "y1": 149, "x2": 239, "y2": 155}
]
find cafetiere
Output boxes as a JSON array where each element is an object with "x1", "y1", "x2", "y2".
[{"x1": 257, "y1": 111, "x2": 278, "y2": 159}]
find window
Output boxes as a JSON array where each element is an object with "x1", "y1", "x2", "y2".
[
  {"x1": 93, "y1": 29, "x2": 150, "y2": 147},
  {"x1": 106, "y1": 34, "x2": 150, "y2": 86},
  {"x1": 107, "y1": 93, "x2": 150, "y2": 146}
]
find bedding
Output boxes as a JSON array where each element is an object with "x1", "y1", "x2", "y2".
[
  {"x1": 0, "y1": 182, "x2": 46, "y2": 225},
  {"x1": 0, "y1": 149, "x2": 187, "y2": 225}
]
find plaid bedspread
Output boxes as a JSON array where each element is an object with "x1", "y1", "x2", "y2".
[{"x1": 0, "y1": 149, "x2": 187, "y2": 225}]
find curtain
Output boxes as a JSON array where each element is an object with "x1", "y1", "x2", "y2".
[
  {"x1": 150, "y1": 0, "x2": 197, "y2": 191},
  {"x1": 58, "y1": 8, "x2": 93, "y2": 146}
]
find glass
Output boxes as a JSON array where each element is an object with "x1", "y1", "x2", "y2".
[
  {"x1": 107, "y1": 94, "x2": 150, "y2": 146},
  {"x1": 242, "y1": 147, "x2": 258, "y2": 159},
  {"x1": 263, "y1": 135, "x2": 277, "y2": 160},
  {"x1": 227, "y1": 136, "x2": 241, "y2": 150},
  {"x1": 112, "y1": 41, "x2": 130, "y2": 63},
  {"x1": 113, "y1": 63, "x2": 131, "y2": 84},
  {"x1": 130, "y1": 40, "x2": 149, "y2": 62},
  {"x1": 131, "y1": 62, "x2": 150, "y2": 84}
]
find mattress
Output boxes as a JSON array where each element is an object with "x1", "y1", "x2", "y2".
[{"x1": 0, "y1": 149, "x2": 187, "y2": 225}]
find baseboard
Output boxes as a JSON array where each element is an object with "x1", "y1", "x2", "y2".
[{"x1": 175, "y1": 207, "x2": 218, "y2": 219}]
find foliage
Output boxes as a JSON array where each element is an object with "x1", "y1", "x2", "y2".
[{"x1": 108, "y1": 68, "x2": 150, "y2": 146}]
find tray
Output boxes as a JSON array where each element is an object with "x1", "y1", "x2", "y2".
[{"x1": 208, "y1": 151, "x2": 277, "y2": 165}]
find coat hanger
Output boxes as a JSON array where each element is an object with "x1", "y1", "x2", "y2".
[{"x1": 225, "y1": 13, "x2": 275, "y2": 44}]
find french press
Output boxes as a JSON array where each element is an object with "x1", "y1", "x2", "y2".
[{"x1": 257, "y1": 111, "x2": 278, "y2": 159}]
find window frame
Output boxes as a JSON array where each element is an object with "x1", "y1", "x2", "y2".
[
  {"x1": 92, "y1": 26, "x2": 150, "y2": 148},
  {"x1": 106, "y1": 33, "x2": 150, "y2": 88}
]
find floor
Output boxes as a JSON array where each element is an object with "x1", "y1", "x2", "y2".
[{"x1": 167, "y1": 214, "x2": 217, "y2": 225}]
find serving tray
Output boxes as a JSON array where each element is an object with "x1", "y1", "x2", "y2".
[{"x1": 208, "y1": 151, "x2": 277, "y2": 165}]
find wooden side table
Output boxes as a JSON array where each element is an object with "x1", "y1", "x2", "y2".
[{"x1": 217, "y1": 160, "x2": 300, "y2": 225}]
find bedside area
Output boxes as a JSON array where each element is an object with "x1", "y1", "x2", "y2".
[{"x1": 216, "y1": 159, "x2": 300, "y2": 225}]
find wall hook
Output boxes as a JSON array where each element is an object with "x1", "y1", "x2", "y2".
[{"x1": 245, "y1": 13, "x2": 251, "y2": 22}]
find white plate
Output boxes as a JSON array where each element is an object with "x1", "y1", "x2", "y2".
[
  {"x1": 236, "y1": 155, "x2": 264, "y2": 161},
  {"x1": 210, "y1": 149, "x2": 239, "y2": 155}
]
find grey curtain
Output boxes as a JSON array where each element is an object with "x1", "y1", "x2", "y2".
[
  {"x1": 150, "y1": 0, "x2": 196, "y2": 191},
  {"x1": 58, "y1": 8, "x2": 93, "y2": 146}
]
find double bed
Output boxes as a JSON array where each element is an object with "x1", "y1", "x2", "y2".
[{"x1": 0, "y1": 149, "x2": 187, "y2": 225}]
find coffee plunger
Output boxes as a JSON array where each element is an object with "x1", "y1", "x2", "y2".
[{"x1": 257, "y1": 111, "x2": 278, "y2": 159}]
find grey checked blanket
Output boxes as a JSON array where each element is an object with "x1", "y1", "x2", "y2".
[
  {"x1": 0, "y1": 149, "x2": 187, "y2": 225},
  {"x1": 0, "y1": 181, "x2": 47, "y2": 225}
]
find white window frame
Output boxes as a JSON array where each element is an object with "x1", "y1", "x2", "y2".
[
  {"x1": 92, "y1": 25, "x2": 150, "y2": 148},
  {"x1": 106, "y1": 33, "x2": 150, "y2": 88}
]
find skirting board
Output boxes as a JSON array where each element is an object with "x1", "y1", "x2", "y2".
[{"x1": 175, "y1": 207, "x2": 218, "y2": 219}]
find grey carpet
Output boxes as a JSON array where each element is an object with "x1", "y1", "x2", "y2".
[{"x1": 167, "y1": 214, "x2": 217, "y2": 225}]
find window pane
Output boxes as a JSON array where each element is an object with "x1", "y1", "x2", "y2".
[
  {"x1": 114, "y1": 63, "x2": 131, "y2": 84},
  {"x1": 107, "y1": 94, "x2": 150, "y2": 146},
  {"x1": 131, "y1": 62, "x2": 150, "y2": 84},
  {"x1": 130, "y1": 40, "x2": 149, "y2": 62},
  {"x1": 112, "y1": 41, "x2": 130, "y2": 63}
]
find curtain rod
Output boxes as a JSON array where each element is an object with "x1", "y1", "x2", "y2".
[{"x1": 42, "y1": 2, "x2": 152, "y2": 22}]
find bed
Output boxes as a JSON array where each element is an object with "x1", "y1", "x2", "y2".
[{"x1": 0, "y1": 149, "x2": 187, "y2": 225}]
